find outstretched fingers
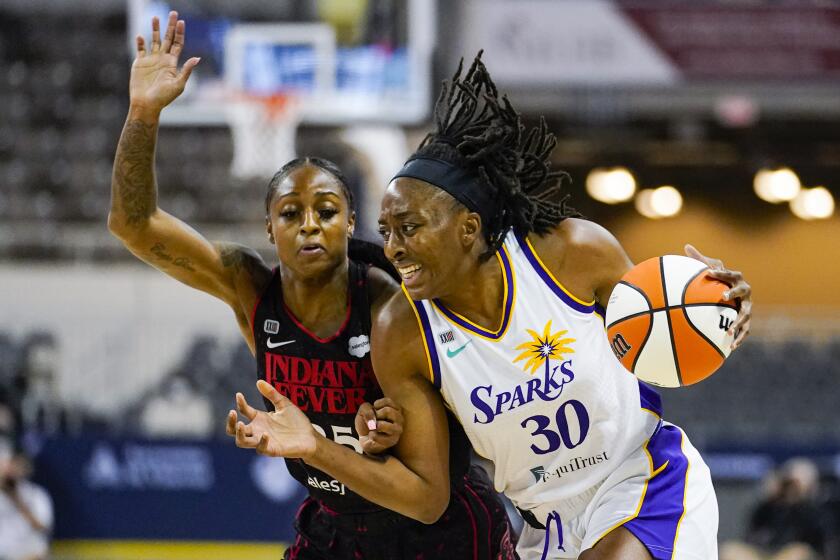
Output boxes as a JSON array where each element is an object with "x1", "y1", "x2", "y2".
[
  {"x1": 160, "y1": 11, "x2": 178, "y2": 54},
  {"x1": 257, "y1": 380, "x2": 291, "y2": 411},
  {"x1": 170, "y1": 19, "x2": 186, "y2": 58},
  {"x1": 226, "y1": 409, "x2": 238, "y2": 436},
  {"x1": 150, "y1": 16, "x2": 161, "y2": 53},
  {"x1": 235, "y1": 392, "x2": 258, "y2": 421},
  {"x1": 177, "y1": 57, "x2": 200, "y2": 87},
  {"x1": 136, "y1": 35, "x2": 146, "y2": 57}
]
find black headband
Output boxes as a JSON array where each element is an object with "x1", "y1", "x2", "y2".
[{"x1": 390, "y1": 157, "x2": 497, "y2": 220}]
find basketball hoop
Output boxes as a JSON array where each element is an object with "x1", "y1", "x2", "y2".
[{"x1": 227, "y1": 93, "x2": 302, "y2": 180}]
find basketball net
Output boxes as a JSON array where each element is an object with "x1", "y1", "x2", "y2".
[{"x1": 227, "y1": 93, "x2": 302, "y2": 180}]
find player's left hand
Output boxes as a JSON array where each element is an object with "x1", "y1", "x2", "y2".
[
  {"x1": 355, "y1": 398, "x2": 404, "y2": 455},
  {"x1": 685, "y1": 244, "x2": 752, "y2": 350}
]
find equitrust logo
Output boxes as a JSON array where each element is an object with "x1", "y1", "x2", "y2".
[{"x1": 529, "y1": 451, "x2": 610, "y2": 484}]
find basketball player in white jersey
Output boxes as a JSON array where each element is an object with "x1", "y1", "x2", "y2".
[{"x1": 229, "y1": 55, "x2": 753, "y2": 559}]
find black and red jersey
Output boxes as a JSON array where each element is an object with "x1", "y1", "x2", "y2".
[{"x1": 253, "y1": 260, "x2": 470, "y2": 513}]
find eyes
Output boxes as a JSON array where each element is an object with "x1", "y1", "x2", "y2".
[
  {"x1": 378, "y1": 223, "x2": 418, "y2": 240},
  {"x1": 278, "y1": 207, "x2": 340, "y2": 221}
]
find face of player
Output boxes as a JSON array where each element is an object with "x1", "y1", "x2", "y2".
[
  {"x1": 266, "y1": 164, "x2": 355, "y2": 279},
  {"x1": 378, "y1": 177, "x2": 478, "y2": 301}
]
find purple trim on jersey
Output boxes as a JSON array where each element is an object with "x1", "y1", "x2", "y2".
[
  {"x1": 432, "y1": 246, "x2": 514, "y2": 340},
  {"x1": 594, "y1": 302, "x2": 606, "y2": 319},
  {"x1": 623, "y1": 424, "x2": 689, "y2": 560},
  {"x1": 638, "y1": 381, "x2": 663, "y2": 417},
  {"x1": 514, "y1": 233, "x2": 598, "y2": 314},
  {"x1": 413, "y1": 301, "x2": 443, "y2": 389}
]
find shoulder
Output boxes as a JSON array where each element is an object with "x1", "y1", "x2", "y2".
[
  {"x1": 528, "y1": 218, "x2": 633, "y2": 303},
  {"x1": 214, "y1": 242, "x2": 273, "y2": 292},
  {"x1": 367, "y1": 265, "x2": 401, "y2": 314},
  {"x1": 213, "y1": 243, "x2": 273, "y2": 334},
  {"x1": 370, "y1": 288, "x2": 429, "y2": 384},
  {"x1": 534, "y1": 218, "x2": 626, "y2": 261},
  {"x1": 373, "y1": 288, "x2": 423, "y2": 347}
]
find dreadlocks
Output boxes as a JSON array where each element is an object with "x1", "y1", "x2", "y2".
[{"x1": 411, "y1": 52, "x2": 578, "y2": 258}]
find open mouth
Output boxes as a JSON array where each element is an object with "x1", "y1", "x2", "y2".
[
  {"x1": 299, "y1": 243, "x2": 325, "y2": 256},
  {"x1": 398, "y1": 263, "x2": 423, "y2": 282}
]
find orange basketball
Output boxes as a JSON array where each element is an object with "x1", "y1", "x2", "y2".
[{"x1": 605, "y1": 255, "x2": 737, "y2": 388}]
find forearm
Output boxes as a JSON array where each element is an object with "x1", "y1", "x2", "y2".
[
  {"x1": 306, "y1": 435, "x2": 449, "y2": 523},
  {"x1": 108, "y1": 104, "x2": 162, "y2": 236}
]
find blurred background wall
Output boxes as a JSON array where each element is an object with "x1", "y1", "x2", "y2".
[{"x1": 0, "y1": 1, "x2": 838, "y2": 559}]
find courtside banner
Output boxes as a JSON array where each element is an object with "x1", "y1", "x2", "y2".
[
  {"x1": 462, "y1": 0, "x2": 840, "y2": 85},
  {"x1": 32, "y1": 436, "x2": 306, "y2": 541}
]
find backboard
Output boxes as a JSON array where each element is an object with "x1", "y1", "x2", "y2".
[{"x1": 128, "y1": 0, "x2": 435, "y2": 126}]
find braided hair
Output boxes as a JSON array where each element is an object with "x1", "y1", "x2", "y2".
[{"x1": 412, "y1": 52, "x2": 578, "y2": 259}]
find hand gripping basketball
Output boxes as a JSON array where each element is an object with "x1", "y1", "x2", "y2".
[
  {"x1": 605, "y1": 246, "x2": 752, "y2": 388},
  {"x1": 684, "y1": 244, "x2": 752, "y2": 349}
]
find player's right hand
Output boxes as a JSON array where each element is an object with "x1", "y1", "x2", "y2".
[
  {"x1": 226, "y1": 380, "x2": 319, "y2": 460},
  {"x1": 130, "y1": 11, "x2": 200, "y2": 112}
]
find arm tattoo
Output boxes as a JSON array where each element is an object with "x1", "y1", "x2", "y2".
[
  {"x1": 219, "y1": 244, "x2": 245, "y2": 274},
  {"x1": 150, "y1": 242, "x2": 196, "y2": 272},
  {"x1": 218, "y1": 243, "x2": 267, "y2": 283},
  {"x1": 113, "y1": 119, "x2": 157, "y2": 227}
]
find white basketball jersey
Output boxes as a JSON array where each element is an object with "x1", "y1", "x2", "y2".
[{"x1": 406, "y1": 231, "x2": 661, "y2": 518}]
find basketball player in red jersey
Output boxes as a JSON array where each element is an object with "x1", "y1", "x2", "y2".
[{"x1": 109, "y1": 13, "x2": 517, "y2": 559}]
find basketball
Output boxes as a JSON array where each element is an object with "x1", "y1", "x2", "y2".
[{"x1": 605, "y1": 255, "x2": 738, "y2": 388}]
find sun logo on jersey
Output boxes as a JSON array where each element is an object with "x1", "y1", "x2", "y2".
[{"x1": 513, "y1": 320, "x2": 575, "y2": 375}]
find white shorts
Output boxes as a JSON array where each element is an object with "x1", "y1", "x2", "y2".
[{"x1": 516, "y1": 422, "x2": 719, "y2": 560}]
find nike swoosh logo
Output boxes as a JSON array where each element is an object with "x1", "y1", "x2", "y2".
[
  {"x1": 267, "y1": 338, "x2": 295, "y2": 349},
  {"x1": 446, "y1": 340, "x2": 472, "y2": 358}
]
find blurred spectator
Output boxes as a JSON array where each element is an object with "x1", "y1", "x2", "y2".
[
  {"x1": 722, "y1": 458, "x2": 836, "y2": 560},
  {"x1": 139, "y1": 374, "x2": 213, "y2": 439},
  {"x1": 0, "y1": 439, "x2": 53, "y2": 560},
  {"x1": 17, "y1": 331, "x2": 85, "y2": 436}
]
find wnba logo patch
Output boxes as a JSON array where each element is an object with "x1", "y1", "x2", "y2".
[{"x1": 438, "y1": 330, "x2": 455, "y2": 344}]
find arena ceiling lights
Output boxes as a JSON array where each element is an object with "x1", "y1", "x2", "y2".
[{"x1": 754, "y1": 167, "x2": 835, "y2": 220}]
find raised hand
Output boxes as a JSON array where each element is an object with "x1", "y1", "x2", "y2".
[
  {"x1": 130, "y1": 11, "x2": 200, "y2": 112},
  {"x1": 354, "y1": 398, "x2": 405, "y2": 455},
  {"x1": 226, "y1": 380, "x2": 318, "y2": 459},
  {"x1": 685, "y1": 244, "x2": 752, "y2": 350}
]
